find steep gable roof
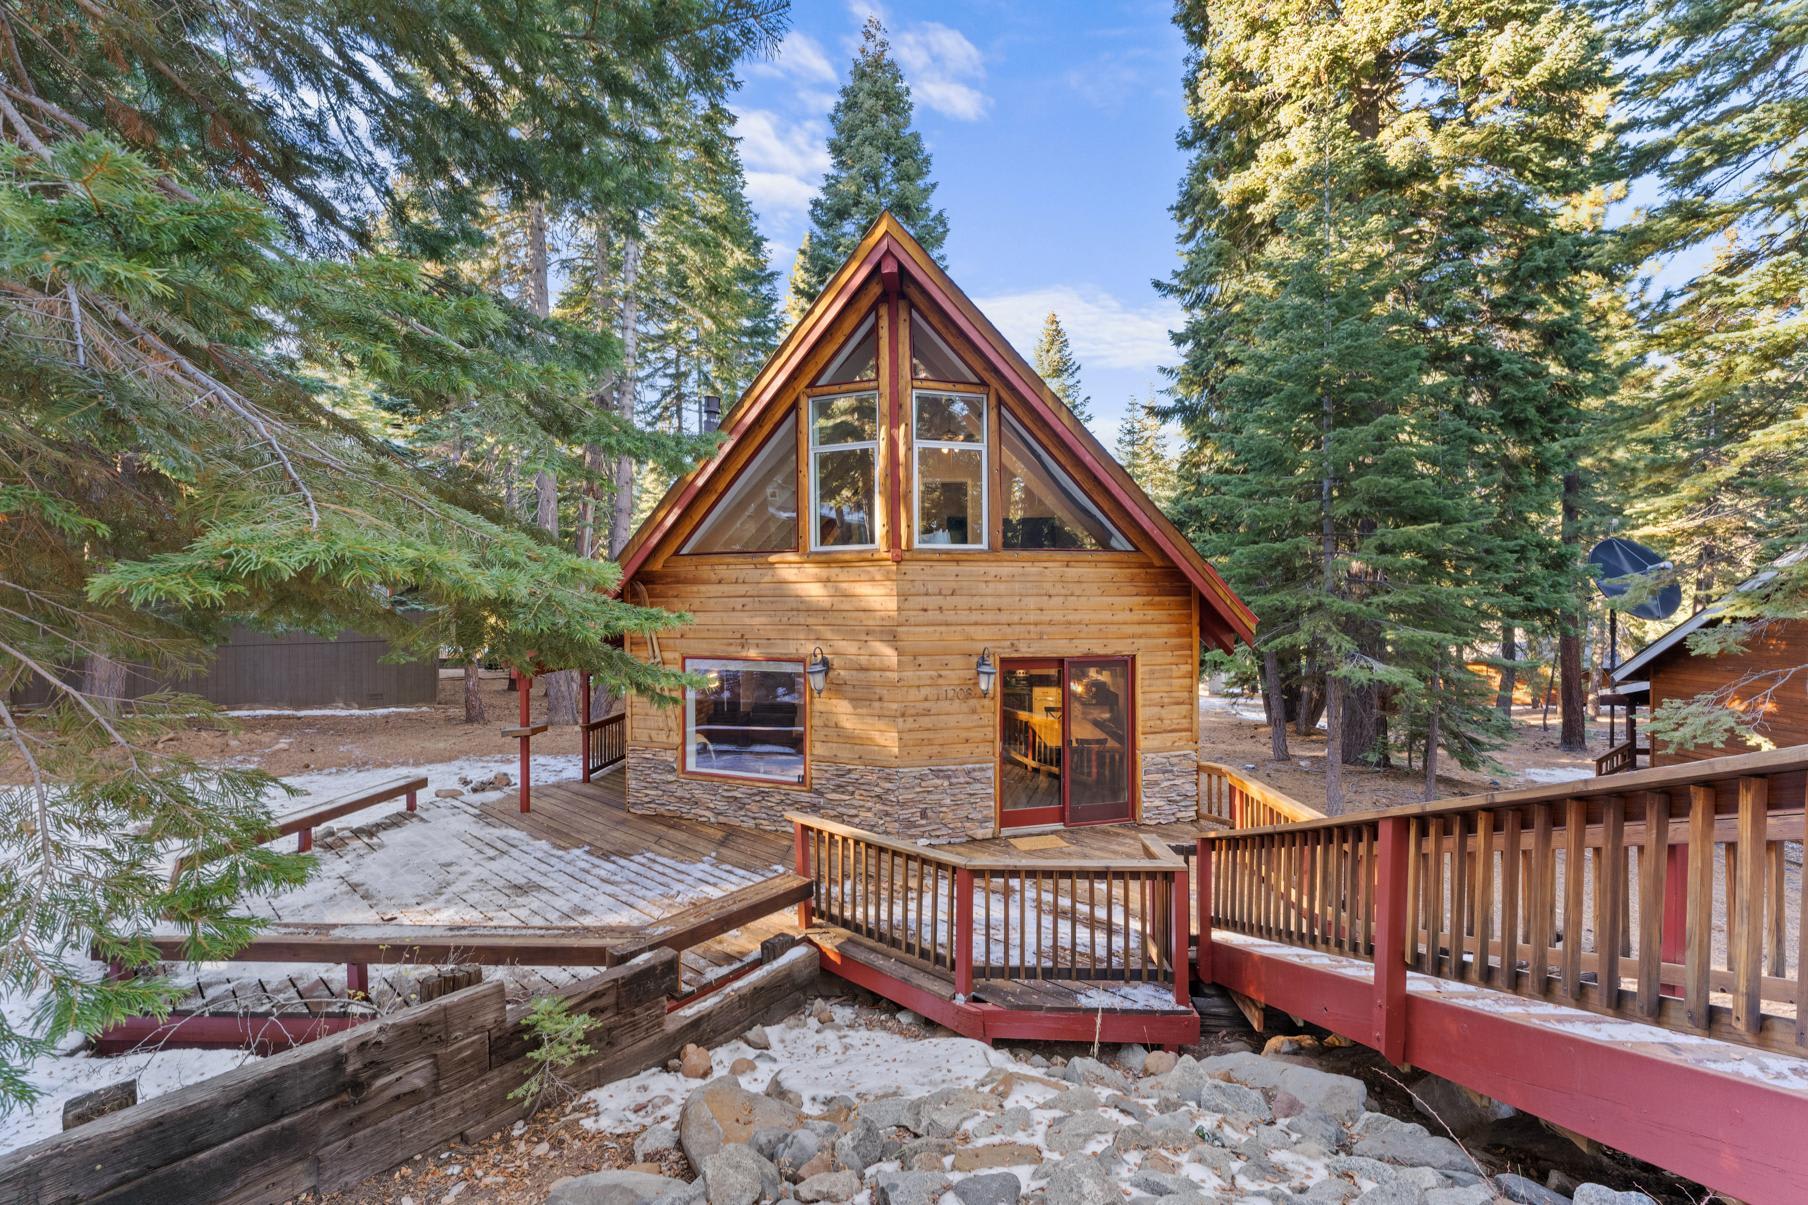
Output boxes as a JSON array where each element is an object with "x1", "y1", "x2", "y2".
[{"x1": 616, "y1": 213, "x2": 1256, "y2": 650}]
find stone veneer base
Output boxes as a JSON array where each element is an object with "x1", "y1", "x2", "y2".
[{"x1": 627, "y1": 744, "x2": 1203, "y2": 840}]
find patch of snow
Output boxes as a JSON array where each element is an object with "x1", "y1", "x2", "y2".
[
  {"x1": 1519, "y1": 765, "x2": 1595, "y2": 785},
  {"x1": 1072, "y1": 981, "x2": 1183, "y2": 1010},
  {"x1": 1198, "y1": 694, "x2": 1269, "y2": 724},
  {"x1": 0, "y1": 1043, "x2": 251, "y2": 1155},
  {"x1": 224, "y1": 706, "x2": 435, "y2": 718}
]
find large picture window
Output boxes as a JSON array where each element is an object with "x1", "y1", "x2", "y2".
[
  {"x1": 913, "y1": 390, "x2": 986, "y2": 548},
  {"x1": 1000, "y1": 410, "x2": 1132, "y2": 550},
  {"x1": 810, "y1": 391, "x2": 879, "y2": 549},
  {"x1": 683, "y1": 658, "x2": 806, "y2": 783},
  {"x1": 681, "y1": 414, "x2": 797, "y2": 554}
]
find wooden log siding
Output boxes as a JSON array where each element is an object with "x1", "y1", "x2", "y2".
[
  {"x1": 789, "y1": 813, "x2": 1189, "y2": 985},
  {"x1": 0, "y1": 946, "x2": 820, "y2": 1205},
  {"x1": 1200, "y1": 745, "x2": 1808, "y2": 1057}
]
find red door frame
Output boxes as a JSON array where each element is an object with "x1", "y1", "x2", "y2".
[{"x1": 997, "y1": 655, "x2": 1135, "y2": 829}]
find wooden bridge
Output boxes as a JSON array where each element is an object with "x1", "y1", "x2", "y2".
[{"x1": 791, "y1": 749, "x2": 1808, "y2": 1204}]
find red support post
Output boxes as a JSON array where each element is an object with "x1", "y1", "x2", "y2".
[
  {"x1": 1196, "y1": 837, "x2": 1214, "y2": 985},
  {"x1": 1371, "y1": 815, "x2": 1410, "y2": 1064},
  {"x1": 518, "y1": 671, "x2": 532, "y2": 813},
  {"x1": 955, "y1": 868, "x2": 975, "y2": 1002},
  {"x1": 580, "y1": 671, "x2": 593, "y2": 783},
  {"x1": 1171, "y1": 866, "x2": 1190, "y2": 1007},
  {"x1": 793, "y1": 822, "x2": 813, "y2": 929},
  {"x1": 405, "y1": 788, "x2": 417, "y2": 813},
  {"x1": 346, "y1": 962, "x2": 369, "y2": 998},
  {"x1": 297, "y1": 827, "x2": 313, "y2": 854}
]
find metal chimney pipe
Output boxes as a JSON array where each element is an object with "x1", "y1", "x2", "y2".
[{"x1": 702, "y1": 394, "x2": 722, "y2": 431}]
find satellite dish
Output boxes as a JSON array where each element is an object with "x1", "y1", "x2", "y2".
[{"x1": 1589, "y1": 537, "x2": 1682, "y2": 621}]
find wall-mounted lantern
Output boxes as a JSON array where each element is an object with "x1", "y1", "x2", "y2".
[
  {"x1": 806, "y1": 646, "x2": 832, "y2": 696},
  {"x1": 976, "y1": 647, "x2": 997, "y2": 698}
]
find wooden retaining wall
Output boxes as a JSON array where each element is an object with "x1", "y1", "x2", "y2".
[{"x1": 0, "y1": 943, "x2": 819, "y2": 1205}]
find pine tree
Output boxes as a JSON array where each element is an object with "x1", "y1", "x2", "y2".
[
  {"x1": 1033, "y1": 313, "x2": 1092, "y2": 425},
  {"x1": 1113, "y1": 394, "x2": 1175, "y2": 507},
  {"x1": 797, "y1": 17, "x2": 948, "y2": 301},
  {"x1": 783, "y1": 233, "x2": 815, "y2": 332},
  {"x1": 0, "y1": 0, "x2": 784, "y2": 1104},
  {"x1": 1162, "y1": 0, "x2": 1618, "y2": 805}
]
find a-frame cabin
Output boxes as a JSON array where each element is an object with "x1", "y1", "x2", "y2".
[{"x1": 615, "y1": 214, "x2": 1254, "y2": 841}]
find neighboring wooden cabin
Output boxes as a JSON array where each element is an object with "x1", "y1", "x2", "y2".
[
  {"x1": 1609, "y1": 554, "x2": 1808, "y2": 767},
  {"x1": 614, "y1": 214, "x2": 1254, "y2": 841}
]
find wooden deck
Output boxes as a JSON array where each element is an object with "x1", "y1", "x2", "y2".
[{"x1": 940, "y1": 814, "x2": 1225, "y2": 862}]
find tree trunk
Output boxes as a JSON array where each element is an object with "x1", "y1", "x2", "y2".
[
  {"x1": 1262, "y1": 645, "x2": 1291, "y2": 761},
  {"x1": 463, "y1": 661, "x2": 486, "y2": 724},
  {"x1": 579, "y1": 220, "x2": 614, "y2": 562},
  {"x1": 536, "y1": 470, "x2": 580, "y2": 726},
  {"x1": 608, "y1": 232, "x2": 644, "y2": 559},
  {"x1": 1558, "y1": 470, "x2": 1588, "y2": 752},
  {"x1": 526, "y1": 201, "x2": 551, "y2": 319},
  {"x1": 1341, "y1": 678, "x2": 1384, "y2": 767},
  {"x1": 83, "y1": 653, "x2": 129, "y2": 716},
  {"x1": 1496, "y1": 624, "x2": 1517, "y2": 714},
  {"x1": 1423, "y1": 660, "x2": 1441, "y2": 801}
]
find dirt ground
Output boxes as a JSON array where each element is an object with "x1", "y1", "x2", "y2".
[{"x1": 150, "y1": 673, "x2": 1608, "y2": 814}]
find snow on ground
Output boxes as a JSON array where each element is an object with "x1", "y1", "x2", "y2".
[
  {"x1": 224, "y1": 706, "x2": 435, "y2": 718},
  {"x1": 1518, "y1": 765, "x2": 1596, "y2": 785},
  {"x1": 1197, "y1": 693, "x2": 1270, "y2": 724}
]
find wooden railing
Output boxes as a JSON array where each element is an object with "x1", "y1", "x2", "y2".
[
  {"x1": 1199, "y1": 761, "x2": 1325, "y2": 827},
  {"x1": 789, "y1": 814, "x2": 1190, "y2": 1000},
  {"x1": 1198, "y1": 746, "x2": 1808, "y2": 1057},
  {"x1": 168, "y1": 775, "x2": 427, "y2": 887},
  {"x1": 1595, "y1": 739, "x2": 1639, "y2": 776},
  {"x1": 583, "y1": 710, "x2": 626, "y2": 780}
]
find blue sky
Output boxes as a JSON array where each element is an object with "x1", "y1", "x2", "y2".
[{"x1": 733, "y1": 1, "x2": 1190, "y2": 445}]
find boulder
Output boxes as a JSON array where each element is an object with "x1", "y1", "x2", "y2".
[
  {"x1": 1284, "y1": 1106, "x2": 1346, "y2": 1152},
  {"x1": 1353, "y1": 1186, "x2": 1428, "y2": 1205},
  {"x1": 967, "y1": 1106, "x2": 1032, "y2": 1138},
  {"x1": 697, "y1": 1145, "x2": 781, "y2": 1205},
  {"x1": 832, "y1": 1118, "x2": 884, "y2": 1173},
  {"x1": 544, "y1": 1169, "x2": 691, "y2": 1205},
  {"x1": 1301, "y1": 1178, "x2": 1361, "y2": 1203},
  {"x1": 793, "y1": 1169, "x2": 860, "y2": 1203},
  {"x1": 1426, "y1": 1188, "x2": 1496, "y2": 1205},
  {"x1": 904, "y1": 1087, "x2": 1000, "y2": 1137},
  {"x1": 1194, "y1": 1078, "x2": 1272, "y2": 1123},
  {"x1": 950, "y1": 1171, "x2": 1022, "y2": 1205},
  {"x1": 1571, "y1": 1188, "x2": 1656, "y2": 1205},
  {"x1": 950, "y1": 1142, "x2": 1041, "y2": 1171},
  {"x1": 1061, "y1": 1056, "x2": 1130, "y2": 1094},
  {"x1": 678, "y1": 1076, "x2": 805, "y2": 1166},
  {"x1": 871, "y1": 1170, "x2": 951, "y2": 1205},
  {"x1": 1043, "y1": 1154, "x2": 1115, "y2": 1205},
  {"x1": 1116, "y1": 1043, "x2": 1149, "y2": 1075},
  {"x1": 633, "y1": 1124, "x2": 681, "y2": 1162},
  {"x1": 1044, "y1": 1109, "x2": 1119, "y2": 1155},
  {"x1": 729, "y1": 1058, "x2": 758, "y2": 1077},
  {"x1": 1350, "y1": 1114, "x2": 1471, "y2": 1173},
  {"x1": 742, "y1": 1027, "x2": 772, "y2": 1051},
  {"x1": 859, "y1": 1095, "x2": 915, "y2": 1131},
  {"x1": 1043, "y1": 1085, "x2": 1103, "y2": 1113},
  {"x1": 1129, "y1": 1169, "x2": 1198, "y2": 1197},
  {"x1": 1493, "y1": 1173, "x2": 1571, "y2": 1205},
  {"x1": 772, "y1": 1128, "x2": 822, "y2": 1178},
  {"x1": 680, "y1": 1044, "x2": 714, "y2": 1079}
]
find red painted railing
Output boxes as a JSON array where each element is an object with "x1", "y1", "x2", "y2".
[{"x1": 583, "y1": 711, "x2": 626, "y2": 780}]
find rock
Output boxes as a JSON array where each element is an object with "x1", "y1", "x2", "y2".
[
  {"x1": 1104, "y1": 1091, "x2": 1150, "y2": 1120},
  {"x1": 1043, "y1": 1085, "x2": 1102, "y2": 1113},
  {"x1": 858, "y1": 1097, "x2": 914, "y2": 1131},
  {"x1": 678, "y1": 1076, "x2": 805, "y2": 1167},
  {"x1": 1142, "y1": 1050, "x2": 1178, "y2": 1077},
  {"x1": 763, "y1": 1076, "x2": 804, "y2": 1109},
  {"x1": 1571, "y1": 1188, "x2": 1656, "y2": 1205},
  {"x1": 1354, "y1": 1187, "x2": 1428, "y2": 1205},
  {"x1": 1350, "y1": 1114, "x2": 1471, "y2": 1173},
  {"x1": 1129, "y1": 1169, "x2": 1198, "y2": 1197},
  {"x1": 743, "y1": 1027, "x2": 772, "y2": 1051},
  {"x1": 1042, "y1": 1154, "x2": 1115, "y2": 1205},
  {"x1": 773, "y1": 1128, "x2": 822, "y2": 1178},
  {"x1": 1285, "y1": 1106, "x2": 1345, "y2": 1152},
  {"x1": 1195, "y1": 1078, "x2": 1271, "y2": 1123},
  {"x1": 698, "y1": 1145, "x2": 781, "y2": 1205},
  {"x1": 1061, "y1": 1056, "x2": 1129, "y2": 1094},
  {"x1": 871, "y1": 1170, "x2": 951, "y2": 1205},
  {"x1": 1302, "y1": 1179, "x2": 1361, "y2": 1204},
  {"x1": 748, "y1": 1127, "x2": 790, "y2": 1161},
  {"x1": 1409, "y1": 1074, "x2": 1514, "y2": 1138},
  {"x1": 1396, "y1": 1167, "x2": 1452, "y2": 1192},
  {"x1": 895, "y1": 1009, "x2": 925, "y2": 1027},
  {"x1": 1426, "y1": 1188, "x2": 1496, "y2": 1205},
  {"x1": 895, "y1": 1136, "x2": 954, "y2": 1166},
  {"x1": 544, "y1": 1169, "x2": 691, "y2": 1205},
  {"x1": 905, "y1": 1087, "x2": 1000, "y2": 1137},
  {"x1": 952, "y1": 1172, "x2": 1022, "y2": 1205},
  {"x1": 1044, "y1": 1109, "x2": 1119, "y2": 1155},
  {"x1": 435, "y1": 787, "x2": 463, "y2": 798},
  {"x1": 793, "y1": 1150, "x2": 833, "y2": 1181},
  {"x1": 793, "y1": 1169, "x2": 859, "y2": 1203},
  {"x1": 680, "y1": 1044, "x2": 714, "y2": 1079},
  {"x1": 1263, "y1": 1034, "x2": 1321, "y2": 1056},
  {"x1": 967, "y1": 1106, "x2": 1032, "y2": 1138},
  {"x1": 1493, "y1": 1173, "x2": 1570, "y2": 1205},
  {"x1": 633, "y1": 1124, "x2": 680, "y2": 1162},
  {"x1": 730, "y1": 1058, "x2": 757, "y2": 1077},
  {"x1": 832, "y1": 1118, "x2": 883, "y2": 1173},
  {"x1": 812, "y1": 1002, "x2": 835, "y2": 1024},
  {"x1": 1116, "y1": 1043, "x2": 1149, "y2": 1075},
  {"x1": 951, "y1": 1142, "x2": 1041, "y2": 1171}
]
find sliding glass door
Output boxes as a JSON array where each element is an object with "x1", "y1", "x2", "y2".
[{"x1": 998, "y1": 656, "x2": 1133, "y2": 828}]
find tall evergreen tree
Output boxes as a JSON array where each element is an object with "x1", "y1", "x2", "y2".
[
  {"x1": 796, "y1": 17, "x2": 948, "y2": 301},
  {"x1": 1034, "y1": 312, "x2": 1093, "y2": 424},
  {"x1": 0, "y1": 0, "x2": 784, "y2": 1104},
  {"x1": 1114, "y1": 394, "x2": 1175, "y2": 507},
  {"x1": 1163, "y1": 0, "x2": 1618, "y2": 805}
]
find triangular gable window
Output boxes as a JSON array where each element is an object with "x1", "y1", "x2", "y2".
[
  {"x1": 681, "y1": 413, "x2": 797, "y2": 554},
  {"x1": 910, "y1": 309, "x2": 979, "y2": 383},
  {"x1": 1000, "y1": 410, "x2": 1132, "y2": 551},
  {"x1": 815, "y1": 313, "x2": 878, "y2": 385}
]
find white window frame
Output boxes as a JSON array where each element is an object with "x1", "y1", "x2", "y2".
[
  {"x1": 682, "y1": 657, "x2": 807, "y2": 784},
  {"x1": 808, "y1": 390, "x2": 881, "y2": 552},
  {"x1": 911, "y1": 389, "x2": 989, "y2": 550}
]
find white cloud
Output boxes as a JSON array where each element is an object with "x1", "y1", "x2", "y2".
[
  {"x1": 972, "y1": 285, "x2": 1183, "y2": 373},
  {"x1": 893, "y1": 22, "x2": 991, "y2": 122},
  {"x1": 732, "y1": 108, "x2": 830, "y2": 218},
  {"x1": 750, "y1": 31, "x2": 838, "y2": 86}
]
